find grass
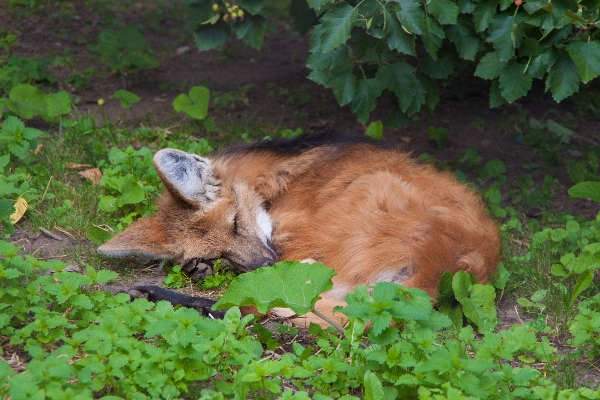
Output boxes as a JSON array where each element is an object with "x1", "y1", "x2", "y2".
[
  {"x1": 2, "y1": 1, "x2": 600, "y2": 393},
  {"x1": 2, "y1": 105, "x2": 600, "y2": 394}
]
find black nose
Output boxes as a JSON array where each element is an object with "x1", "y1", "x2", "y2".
[{"x1": 258, "y1": 255, "x2": 276, "y2": 267}]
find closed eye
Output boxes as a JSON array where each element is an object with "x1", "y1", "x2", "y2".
[{"x1": 233, "y1": 215, "x2": 239, "y2": 235}]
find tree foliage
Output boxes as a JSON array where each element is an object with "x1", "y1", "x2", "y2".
[{"x1": 187, "y1": 0, "x2": 600, "y2": 124}]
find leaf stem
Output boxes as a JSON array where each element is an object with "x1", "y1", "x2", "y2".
[
  {"x1": 39, "y1": 175, "x2": 53, "y2": 206},
  {"x1": 311, "y1": 309, "x2": 345, "y2": 333}
]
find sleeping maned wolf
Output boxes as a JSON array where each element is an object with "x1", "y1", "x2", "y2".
[{"x1": 98, "y1": 131, "x2": 500, "y2": 326}]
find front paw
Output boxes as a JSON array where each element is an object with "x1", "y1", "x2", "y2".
[{"x1": 183, "y1": 259, "x2": 214, "y2": 279}]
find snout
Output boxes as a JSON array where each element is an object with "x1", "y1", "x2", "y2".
[
  {"x1": 249, "y1": 243, "x2": 278, "y2": 270},
  {"x1": 227, "y1": 242, "x2": 278, "y2": 272}
]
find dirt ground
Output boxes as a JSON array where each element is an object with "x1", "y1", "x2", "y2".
[{"x1": 3, "y1": 2, "x2": 600, "y2": 331}]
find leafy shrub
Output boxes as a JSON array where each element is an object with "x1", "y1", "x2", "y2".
[
  {"x1": 187, "y1": 0, "x2": 270, "y2": 50},
  {"x1": 186, "y1": 0, "x2": 600, "y2": 124},
  {"x1": 1, "y1": 84, "x2": 72, "y2": 125},
  {"x1": 0, "y1": 56, "x2": 55, "y2": 94},
  {"x1": 569, "y1": 293, "x2": 600, "y2": 359},
  {"x1": 0, "y1": 116, "x2": 43, "y2": 160},
  {"x1": 0, "y1": 117, "x2": 43, "y2": 236},
  {"x1": 93, "y1": 24, "x2": 159, "y2": 87},
  {"x1": 508, "y1": 214, "x2": 600, "y2": 331},
  {"x1": 97, "y1": 146, "x2": 160, "y2": 230},
  {"x1": 2, "y1": 242, "x2": 600, "y2": 398}
]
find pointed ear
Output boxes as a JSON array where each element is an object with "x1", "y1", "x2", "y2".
[
  {"x1": 97, "y1": 216, "x2": 178, "y2": 261},
  {"x1": 154, "y1": 149, "x2": 220, "y2": 209}
]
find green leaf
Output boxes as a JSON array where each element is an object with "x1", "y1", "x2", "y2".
[
  {"x1": 232, "y1": 14, "x2": 268, "y2": 50},
  {"x1": 395, "y1": 0, "x2": 426, "y2": 35},
  {"x1": 482, "y1": 159, "x2": 506, "y2": 178},
  {"x1": 475, "y1": 52, "x2": 507, "y2": 79},
  {"x1": 428, "y1": 126, "x2": 449, "y2": 150},
  {"x1": 46, "y1": 91, "x2": 72, "y2": 118},
  {"x1": 453, "y1": 272, "x2": 497, "y2": 332},
  {"x1": 377, "y1": 62, "x2": 417, "y2": 112},
  {"x1": 423, "y1": 74, "x2": 440, "y2": 111},
  {"x1": 306, "y1": 0, "x2": 335, "y2": 13},
  {"x1": 512, "y1": 368, "x2": 540, "y2": 385},
  {"x1": 331, "y1": 71, "x2": 357, "y2": 106},
  {"x1": 98, "y1": 195, "x2": 118, "y2": 212},
  {"x1": 389, "y1": 287, "x2": 437, "y2": 322},
  {"x1": 437, "y1": 271, "x2": 455, "y2": 307},
  {"x1": 365, "y1": 120, "x2": 383, "y2": 140},
  {"x1": 568, "y1": 181, "x2": 600, "y2": 203},
  {"x1": 0, "y1": 98, "x2": 10, "y2": 117},
  {"x1": 363, "y1": 371, "x2": 384, "y2": 400},
  {"x1": 422, "y1": 17, "x2": 445, "y2": 58},
  {"x1": 194, "y1": 20, "x2": 232, "y2": 51},
  {"x1": 486, "y1": 15, "x2": 519, "y2": 61},
  {"x1": 565, "y1": 219, "x2": 580, "y2": 233},
  {"x1": 570, "y1": 270, "x2": 594, "y2": 307},
  {"x1": 214, "y1": 261, "x2": 336, "y2": 315},
  {"x1": 489, "y1": 79, "x2": 505, "y2": 107},
  {"x1": 319, "y1": 3, "x2": 357, "y2": 53},
  {"x1": 0, "y1": 199, "x2": 15, "y2": 222},
  {"x1": 452, "y1": 270, "x2": 474, "y2": 300},
  {"x1": 8, "y1": 83, "x2": 47, "y2": 119},
  {"x1": 546, "y1": 53, "x2": 580, "y2": 102},
  {"x1": 492, "y1": 263, "x2": 510, "y2": 290},
  {"x1": 237, "y1": 0, "x2": 266, "y2": 14},
  {"x1": 553, "y1": 0, "x2": 579, "y2": 13},
  {"x1": 173, "y1": 86, "x2": 210, "y2": 120},
  {"x1": 421, "y1": 53, "x2": 457, "y2": 79},
  {"x1": 446, "y1": 15, "x2": 481, "y2": 60},
  {"x1": 97, "y1": 25, "x2": 159, "y2": 71},
  {"x1": 351, "y1": 78, "x2": 382, "y2": 124},
  {"x1": 110, "y1": 90, "x2": 140, "y2": 109},
  {"x1": 498, "y1": 63, "x2": 532, "y2": 102},
  {"x1": 551, "y1": 263, "x2": 567, "y2": 277},
  {"x1": 473, "y1": 0, "x2": 497, "y2": 32},
  {"x1": 566, "y1": 41, "x2": 600, "y2": 84},
  {"x1": 86, "y1": 225, "x2": 115, "y2": 245},
  {"x1": 529, "y1": 49, "x2": 557, "y2": 79},
  {"x1": 90, "y1": 268, "x2": 119, "y2": 284},
  {"x1": 383, "y1": 8, "x2": 416, "y2": 56},
  {"x1": 0, "y1": 116, "x2": 43, "y2": 160},
  {"x1": 427, "y1": 0, "x2": 459, "y2": 25},
  {"x1": 119, "y1": 177, "x2": 145, "y2": 205}
]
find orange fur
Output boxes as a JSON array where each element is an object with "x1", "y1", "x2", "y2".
[{"x1": 99, "y1": 133, "x2": 500, "y2": 326}]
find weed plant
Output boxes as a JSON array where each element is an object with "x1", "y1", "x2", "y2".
[{"x1": 1, "y1": 1, "x2": 600, "y2": 395}]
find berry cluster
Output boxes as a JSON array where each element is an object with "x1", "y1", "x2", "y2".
[{"x1": 213, "y1": 2, "x2": 245, "y2": 22}]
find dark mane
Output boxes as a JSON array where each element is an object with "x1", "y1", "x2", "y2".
[{"x1": 222, "y1": 130, "x2": 385, "y2": 156}]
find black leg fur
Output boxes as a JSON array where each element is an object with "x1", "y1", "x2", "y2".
[{"x1": 129, "y1": 285, "x2": 227, "y2": 319}]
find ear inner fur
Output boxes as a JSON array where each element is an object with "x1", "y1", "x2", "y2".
[{"x1": 153, "y1": 148, "x2": 221, "y2": 209}]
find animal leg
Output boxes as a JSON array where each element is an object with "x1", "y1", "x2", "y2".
[{"x1": 128, "y1": 285, "x2": 227, "y2": 319}]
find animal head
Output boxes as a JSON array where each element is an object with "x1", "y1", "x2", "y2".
[{"x1": 97, "y1": 148, "x2": 278, "y2": 272}]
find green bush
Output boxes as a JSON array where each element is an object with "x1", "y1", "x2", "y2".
[
  {"x1": 186, "y1": 0, "x2": 600, "y2": 124},
  {"x1": 2, "y1": 246, "x2": 600, "y2": 399}
]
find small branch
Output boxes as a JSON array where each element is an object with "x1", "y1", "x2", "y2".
[
  {"x1": 39, "y1": 227, "x2": 63, "y2": 241},
  {"x1": 311, "y1": 309, "x2": 345, "y2": 333},
  {"x1": 39, "y1": 176, "x2": 53, "y2": 206},
  {"x1": 575, "y1": 134, "x2": 600, "y2": 147},
  {"x1": 55, "y1": 226, "x2": 75, "y2": 240}
]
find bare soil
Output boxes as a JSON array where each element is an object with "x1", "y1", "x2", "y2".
[{"x1": 3, "y1": 2, "x2": 600, "y2": 332}]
